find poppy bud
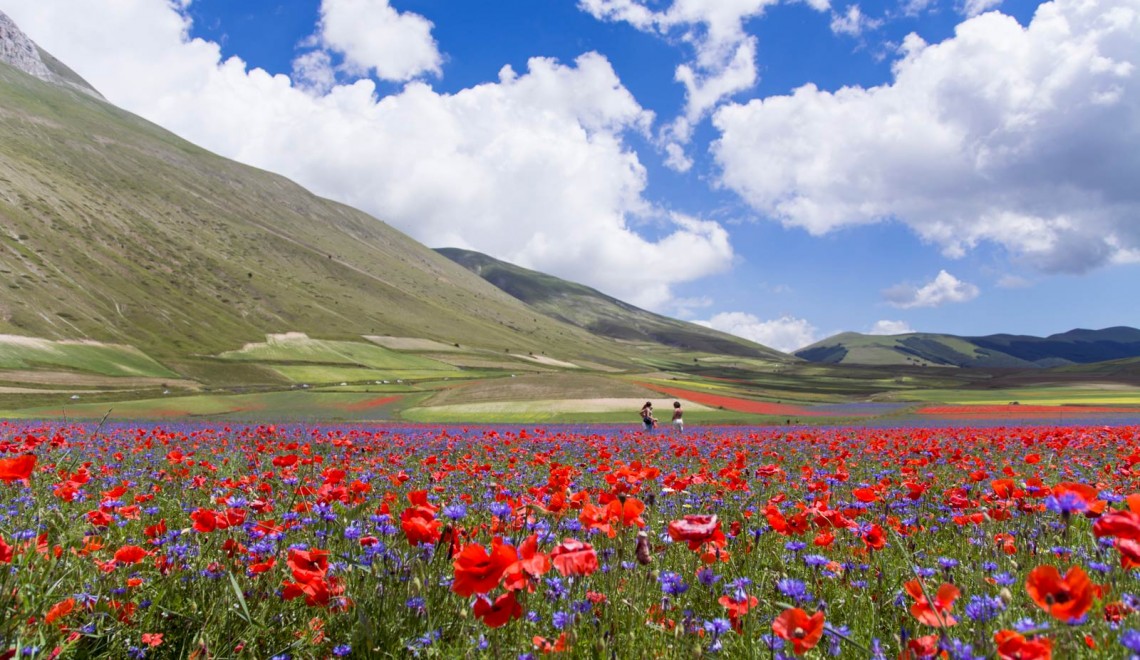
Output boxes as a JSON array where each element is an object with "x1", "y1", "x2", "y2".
[
  {"x1": 636, "y1": 530, "x2": 653, "y2": 565},
  {"x1": 999, "y1": 588, "x2": 1012, "y2": 604}
]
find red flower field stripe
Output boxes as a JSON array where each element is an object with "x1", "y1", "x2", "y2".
[
  {"x1": 634, "y1": 382, "x2": 816, "y2": 415},
  {"x1": 342, "y1": 395, "x2": 402, "y2": 412},
  {"x1": 917, "y1": 404, "x2": 1140, "y2": 416}
]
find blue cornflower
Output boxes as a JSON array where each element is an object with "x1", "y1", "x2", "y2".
[
  {"x1": 825, "y1": 625, "x2": 850, "y2": 656},
  {"x1": 992, "y1": 572, "x2": 1016, "y2": 586},
  {"x1": 704, "y1": 618, "x2": 732, "y2": 636},
  {"x1": 803, "y1": 554, "x2": 830, "y2": 567},
  {"x1": 964, "y1": 594, "x2": 1005, "y2": 623},
  {"x1": 944, "y1": 638, "x2": 985, "y2": 660},
  {"x1": 1044, "y1": 492, "x2": 1087, "y2": 515},
  {"x1": 332, "y1": 645, "x2": 351, "y2": 657},
  {"x1": 760, "y1": 634, "x2": 785, "y2": 651},
  {"x1": 545, "y1": 577, "x2": 568, "y2": 600},
  {"x1": 697, "y1": 567, "x2": 721, "y2": 588},
  {"x1": 871, "y1": 638, "x2": 888, "y2": 660},
  {"x1": 776, "y1": 578, "x2": 811, "y2": 604},
  {"x1": 442, "y1": 503, "x2": 467, "y2": 521},
  {"x1": 1121, "y1": 629, "x2": 1140, "y2": 655},
  {"x1": 659, "y1": 571, "x2": 690, "y2": 597},
  {"x1": 785, "y1": 540, "x2": 807, "y2": 552},
  {"x1": 552, "y1": 611, "x2": 572, "y2": 629},
  {"x1": 1012, "y1": 618, "x2": 1048, "y2": 633}
]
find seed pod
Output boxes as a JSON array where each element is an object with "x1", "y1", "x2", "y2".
[{"x1": 636, "y1": 530, "x2": 653, "y2": 565}]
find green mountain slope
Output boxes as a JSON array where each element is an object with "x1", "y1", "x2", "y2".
[
  {"x1": 436, "y1": 248, "x2": 789, "y2": 360},
  {"x1": 797, "y1": 328, "x2": 1140, "y2": 368},
  {"x1": 970, "y1": 327, "x2": 1140, "y2": 364},
  {"x1": 0, "y1": 58, "x2": 638, "y2": 366}
]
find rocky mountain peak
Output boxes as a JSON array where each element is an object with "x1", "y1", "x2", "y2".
[
  {"x1": 0, "y1": 10, "x2": 54, "y2": 81},
  {"x1": 0, "y1": 10, "x2": 102, "y2": 98}
]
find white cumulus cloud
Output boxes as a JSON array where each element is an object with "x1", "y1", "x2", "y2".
[
  {"x1": 315, "y1": 0, "x2": 442, "y2": 82},
  {"x1": 4, "y1": 0, "x2": 735, "y2": 310},
  {"x1": 696, "y1": 312, "x2": 819, "y2": 352},
  {"x1": 713, "y1": 0, "x2": 1140, "y2": 275},
  {"x1": 884, "y1": 270, "x2": 980, "y2": 308},
  {"x1": 868, "y1": 319, "x2": 914, "y2": 335}
]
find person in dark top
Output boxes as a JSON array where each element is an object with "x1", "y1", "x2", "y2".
[{"x1": 640, "y1": 401, "x2": 657, "y2": 430}]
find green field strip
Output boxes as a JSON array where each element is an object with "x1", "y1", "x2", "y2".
[{"x1": 0, "y1": 337, "x2": 178, "y2": 378}]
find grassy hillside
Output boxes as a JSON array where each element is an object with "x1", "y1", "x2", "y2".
[
  {"x1": 796, "y1": 332, "x2": 1034, "y2": 368},
  {"x1": 0, "y1": 61, "x2": 640, "y2": 369},
  {"x1": 437, "y1": 247, "x2": 788, "y2": 360},
  {"x1": 796, "y1": 328, "x2": 1140, "y2": 368},
  {"x1": 970, "y1": 327, "x2": 1140, "y2": 364}
]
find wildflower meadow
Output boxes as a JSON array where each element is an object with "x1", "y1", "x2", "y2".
[{"x1": 2, "y1": 420, "x2": 1140, "y2": 658}]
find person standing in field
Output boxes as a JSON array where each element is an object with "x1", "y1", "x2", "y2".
[
  {"x1": 640, "y1": 401, "x2": 657, "y2": 431},
  {"x1": 671, "y1": 400, "x2": 684, "y2": 434}
]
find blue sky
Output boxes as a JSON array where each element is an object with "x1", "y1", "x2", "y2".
[{"x1": 6, "y1": 0, "x2": 1139, "y2": 351}]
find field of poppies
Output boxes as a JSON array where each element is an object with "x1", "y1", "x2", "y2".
[{"x1": 2, "y1": 420, "x2": 1140, "y2": 659}]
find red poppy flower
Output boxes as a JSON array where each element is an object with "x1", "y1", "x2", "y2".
[
  {"x1": 1093, "y1": 510, "x2": 1140, "y2": 540},
  {"x1": 904, "y1": 580, "x2": 959, "y2": 627},
  {"x1": 1117, "y1": 538, "x2": 1140, "y2": 569},
  {"x1": 533, "y1": 632, "x2": 568, "y2": 654},
  {"x1": 86, "y1": 510, "x2": 113, "y2": 528},
  {"x1": 114, "y1": 545, "x2": 149, "y2": 564},
  {"x1": 272, "y1": 454, "x2": 298, "y2": 468},
  {"x1": 452, "y1": 538, "x2": 518, "y2": 597},
  {"x1": 0, "y1": 454, "x2": 35, "y2": 482},
  {"x1": 401, "y1": 506, "x2": 442, "y2": 546},
  {"x1": 1026, "y1": 565, "x2": 1093, "y2": 622},
  {"x1": 190, "y1": 508, "x2": 219, "y2": 533},
  {"x1": 862, "y1": 524, "x2": 886, "y2": 550},
  {"x1": 994, "y1": 630, "x2": 1052, "y2": 660},
  {"x1": 473, "y1": 591, "x2": 522, "y2": 628},
  {"x1": 250, "y1": 557, "x2": 276, "y2": 574},
  {"x1": 44, "y1": 598, "x2": 75, "y2": 624},
  {"x1": 771, "y1": 607, "x2": 825, "y2": 655},
  {"x1": 901, "y1": 634, "x2": 943, "y2": 659},
  {"x1": 503, "y1": 534, "x2": 551, "y2": 592},
  {"x1": 287, "y1": 548, "x2": 329, "y2": 584},
  {"x1": 606, "y1": 497, "x2": 646, "y2": 528},
  {"x1": 549, "y1": 539, "x2": 598, "y2": 577},
  {"x1": 667, "y1": 514, "x2": 726, "y2": 550}
]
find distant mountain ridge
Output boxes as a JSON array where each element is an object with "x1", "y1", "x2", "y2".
[
  {"x1": 437, "y1": 248, "x2": 788, "y2": 360},
  {"x1": 796, "y1": 327, "x2": 1140, "y2": 368}
]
